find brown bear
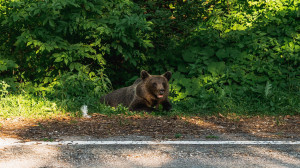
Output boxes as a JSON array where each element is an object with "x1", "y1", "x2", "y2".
[{"x1": 100, "y1": 70, "x2": 172, "y2": 112}]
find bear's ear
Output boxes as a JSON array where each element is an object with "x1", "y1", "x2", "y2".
[
  {"x1": 141, "y1": 70, "x2": 150, "y2": 80},
  {"x1": 163, "y1": 71, "x2": 172, "y2": 81}
]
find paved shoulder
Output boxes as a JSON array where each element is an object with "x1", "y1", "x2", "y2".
[{"x1": 1, "y1": 137, "x2": 300, "y2": 168}]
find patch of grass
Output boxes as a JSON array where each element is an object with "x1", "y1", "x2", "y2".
[
  {"x1": 175, "y1": 133, "x2": 182, "y2": 139},
  {"x1": 170, "y1": 89, "x2": 300, "y2": 117},
  {"x1": 0, "y1": 94, "x2": 65, "y2": 119},
  {"x1": 1, "y1": 81, "x2": 298, "y2": 120},
  {"x1": 41, "y1": 138, "x2": 54, "y2": 142},
  {"x1": 0, "y1": 91, "x2": 169, "y2": 119},
  {"x1": 98, "y1": 104, "x2": 134, "y2": 116}
]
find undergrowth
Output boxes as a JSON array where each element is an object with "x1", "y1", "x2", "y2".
[
  {"x1": 1, "y1": 75, "x2": 299, "y2": 119},
  {"x1": 0, "y1": 0, "x2": 299, "y2": 119},
  {"x1": 0, "y1": 93, "x2": 63, "y2": 119}
]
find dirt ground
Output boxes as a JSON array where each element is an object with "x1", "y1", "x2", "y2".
[{"x1": 1, "y1": 113, "x2": 299, "y2": 141}]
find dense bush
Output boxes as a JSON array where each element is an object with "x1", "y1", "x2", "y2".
[
  {"x1": 138, "y1": 0, "x2": 300, "y2": 115},
  {"x1": 0, "y1": 0, "x2": 299, "y2": 116},
  {"x1": 0, "y1": 0, "x2": 152, "y2": 89}
]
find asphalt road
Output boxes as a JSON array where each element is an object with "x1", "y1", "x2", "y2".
[{"x1": 1, "y1": 137, "x2": 300, "y2": 168}]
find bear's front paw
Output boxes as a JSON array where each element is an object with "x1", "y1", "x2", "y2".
[{"x1": 162, "y1": 102, "x2": 172, "y2": 111}]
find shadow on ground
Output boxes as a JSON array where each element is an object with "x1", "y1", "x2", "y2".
[
  {"x1": 1, "y1": 114, "x2": 300, "y2": 167},
  {"x1": 1, "y1": 114, "x2": 299, "y2": 141}
]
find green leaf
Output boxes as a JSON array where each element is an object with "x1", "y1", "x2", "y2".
[
  {"x1": 182, "y1": 50, "x2": 196, "y2": 63},
  {"x1": 289, "y1": 42, "x2": 294, "y2": 49},
  {"x1": 49, "y1": 20, "x2": 55, "y2": 28},
  {"x1": 207, "y1": 62, "x2": 226, "y2": 76},
  {"x1": 64, "y1": 58, "x2": 69, "y2": 65},
  {"x1": 54, "y1": 57, "x2": 63, "y2": 62},
  {"x1": 199, "y1": 47, "x2": 214, "y2": 58},
  {"x1": 216, "y1": 49, "x2": 228, "y2": 59},
  {"x1": 178, "y1": 64, "x2": 188, "y2": 73}
]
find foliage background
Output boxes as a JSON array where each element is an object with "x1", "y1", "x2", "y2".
[{"x1": 0, "y1": 0, "x2": 299, "y2": 117}]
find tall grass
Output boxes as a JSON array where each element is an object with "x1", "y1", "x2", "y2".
[
  {"x1": 0, "y1": 94, "x2": 65, "y2": 119},
  {"x1": 0, "y1": 78, "x2": 299, "y2": 119}
]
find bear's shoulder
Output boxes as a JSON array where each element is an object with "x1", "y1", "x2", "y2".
[{"x1": 133, "y1": 78, "x2": 142, "y2": 85}]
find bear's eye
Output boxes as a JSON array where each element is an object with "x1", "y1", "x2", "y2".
[{"x1": 153, "y1": 83, "x2": 157, "y2": 87}]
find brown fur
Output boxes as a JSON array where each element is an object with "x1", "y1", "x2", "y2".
[{"x1": 100, "y1": 70, "x2": 172, "y2": 112}]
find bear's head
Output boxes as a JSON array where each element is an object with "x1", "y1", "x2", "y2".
[{"x1": 140, "y1": 70, "x2": 172, "y2": 99}]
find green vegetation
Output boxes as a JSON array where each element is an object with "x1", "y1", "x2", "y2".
[
  {"x1": 0, "y1": 0, "x2": 299, "y2": 118},
  {"x1": 0, "y1": 92, "x2": 62, "y2": 118},
  {"x1": 175, "y1": 133, "x2": 183, "y2": 139},
  {"x1": 41, "y1": 138, "x2": 54, "y2": 142}
]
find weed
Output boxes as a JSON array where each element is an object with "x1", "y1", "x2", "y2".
[
  {"x1": 175, "y1": 133, "x2": 182, "y2": 139},
  {"x1": 275, "y1": 116, "x2": 285, "y2": 126},
  {"x1": 38, "y1": 122, "x2": 45, "y2": 130},
  {"x1": 41, "y1": 138, "x2": 54, "y2": 142}
]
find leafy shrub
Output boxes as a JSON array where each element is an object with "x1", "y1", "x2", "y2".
[
  {"x1": 0, "y1": 80, "x2": 10, "y2": 98},
  {"x1": 0, "y1": 0, "x2": 152, "y2": 87},
  {"x1": 0, "y1": 54, "x2": 19, "y2": 91},
  {"x1": 48, "y1": 71, "x2": 111, "y2": 99},
  {"x1": 41, "y1": 70, "x2": 111, "y2": 113},
  {"x1": 142, "y1": 0, "x2": 299, "y2": 115},
  {"x1": 0, "y1": 0, "x2": 299, "y2": 116}
]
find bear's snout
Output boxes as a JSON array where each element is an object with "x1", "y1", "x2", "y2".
[{"x1": 159, "y1": 89, "x2": 165, "y2": 95}]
